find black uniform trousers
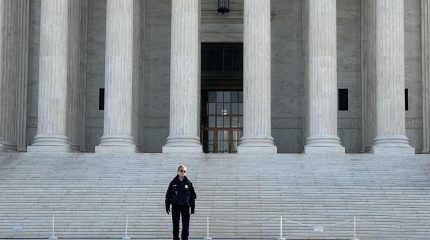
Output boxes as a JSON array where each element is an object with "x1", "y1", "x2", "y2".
[{"x1": 171, "y1": 203, "x2": 190, "y2": 240}]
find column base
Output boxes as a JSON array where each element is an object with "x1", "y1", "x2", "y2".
[
  {"x1": 237, "y1": 136, "x2": 277, "y2": 154},
  {"x1": 422, "y1": 148, "x2": 430, "y2": 154},
  {"x1": 371, "y1": 136, "x2": 415, "y2": 154},
  {"x1": 304, "y1": 135, "x2": 345, "y2": 154},
  {"x1": 0, "y1": 141, "x2": 17, "y2": 152},
  {"x1": 28, "y1": 135, "x2": 71, "y2": 152},
  {"x1": 162, "y1": 136, "x2": 202, "y2": 153},
  {"x1": 95, "y1": 135, "x2": 137, "y2": 153},
  {"x1": 361, "y1": 145, "x2": 373, "y2": 153},
  {"x1": 69, "y1": 144, "x2": 81, "y2": 152}
]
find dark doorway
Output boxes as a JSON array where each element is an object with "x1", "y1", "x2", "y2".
[{"x1": 201, "y1": 43, "x2": 243, "y2": 153}]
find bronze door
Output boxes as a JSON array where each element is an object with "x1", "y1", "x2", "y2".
[{"x1": 201, "y1": 91, "x2": 243, "y2": 153}]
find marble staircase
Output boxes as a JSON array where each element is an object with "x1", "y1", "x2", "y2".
[{"x1": 0, "y1": 153, "x2": 429, "y2": 239}]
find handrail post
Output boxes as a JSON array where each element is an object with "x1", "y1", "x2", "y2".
[
  {"x1": 276, "y1": 216, "x2": 286, "y2": 240},
  {"x1": 49, "y1": 215, "x2": 58, "y2": 240},
  {"x1": 122, "y1": 215, "x2": 130, "y2": 240},
  {"x1": 351, "y1": 216, "x2": 359, "y2": 240},
  {"x1": 203, "y1": 216, "x2": 212, "y2": 240}
]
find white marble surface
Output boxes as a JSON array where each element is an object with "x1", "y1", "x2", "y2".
[
  {"x1": 238, "y1": 0, "x2": 277, "y2": 154},
  {"x1": 28, "y1": 0, "x2": 71, "y2": 152},
  {"x1": 362, "y1": 0, "x2": 377, "y2": 153},
  {"x1": 67, "y1": 0, "x2": 87, "y2": 152},
  {"x1": 162, "y1": 0, "x2": 202, "y2": 153},
  {"x1": 371, "y1": 0, "x2": 414, "y2": 154},
  {"x1": 26, "y1": 0, "x2": 41, "y2": 148},
  {"x1": 0, "y1": 0, "x2": 19, "y2": 152},
  {"x1": 422, "y1": 0, "x2": 430, "y2": 153},
  {"x1": 96, "y1": 0, "x2": 139, "y2": 153},
  {"x1": 21, "y1": 0, "x2": 426, "y2": 153},
  {"x1": 405, "y1": 0, "x2": 423, "y2": 153},
  {"x1": 84, "y1": 0, "x2": 105, "y2": 152},
  {"x1": 0, "y1": 153, "x2": 429, "y2": 239},
  {"x1": 304, "y1": 0, "x2": 345, "y2": 154},
  {"x1": 16, "y1": 0, "x2": 30, "y2": 152}
]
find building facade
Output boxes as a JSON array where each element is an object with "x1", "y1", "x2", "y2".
[{"x1": 0, "y1": 0, "x2": 429, "y2": 154}]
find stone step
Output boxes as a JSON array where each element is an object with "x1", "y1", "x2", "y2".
[{"x1": 0, "y1": 153, "x2": 429, "y2": 239}]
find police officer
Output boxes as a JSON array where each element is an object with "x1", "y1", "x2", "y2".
[{"x1": 165, "y1": 165, "x2": 196, "y2": 240}]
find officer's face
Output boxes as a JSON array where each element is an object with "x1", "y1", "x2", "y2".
[{"x1": 178, "y1": 168, "x2": 186, "y2": 176}]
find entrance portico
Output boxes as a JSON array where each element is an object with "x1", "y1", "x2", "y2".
[{"x1": 0, "y1": 0, "x2": 422, "y2": 155}]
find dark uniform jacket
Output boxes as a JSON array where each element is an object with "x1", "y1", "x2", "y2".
[{"x1": 165, "y1": 175, "x2": 197, "y2": 211}]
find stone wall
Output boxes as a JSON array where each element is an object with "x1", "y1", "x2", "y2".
[
  {"x1": 85, "y1": 0, "x2": 106, "y2": 152},
  {"x1": 337, "y1": 0, "x2": 362, "y2": 153}
]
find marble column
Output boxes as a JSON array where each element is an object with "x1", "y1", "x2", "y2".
[
  {"x1": 162, "y1": 0, "x2": 202, "y2": 153},
  {"x1": 95, "y1": 0, "x2": 139, "y2": 153},
  {"x1": 371, "y1": 0, "x2": 414, "y2": 154},
  {"x1": 28, "y1": 0, "x2": 71, "y2": 152},
  {"x1": 237, "y1": 0, "x2": 277, "y2": 154},
  {"x1": 131, "y1": 0, "x2": 142, "y2": 151},
  {"x1": 0, "y1": 0, "x2": 18, "y2": 152},
  {"x1": 0, "y1": 1, "x2": 4, "y2": 151},
  {"x1": 16, "y1": 0, "x2": 30, "y2": 152},
  {"x1": 422, "y1": 0, "x2": 430, "y2": 153},
  {"x1": 79, "y1": 1, "x2": 88, "y2": 152},
  {"x1": 361, "y1": 0, "x2": 377, "y2": 153},
  {"x1": 67, "y1": 0, "x2": 87, "y2": 152},
  {"x1": 304, "y1": 0, "x2": 345, "y2": 154}
]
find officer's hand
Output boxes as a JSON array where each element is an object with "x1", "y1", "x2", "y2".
[
  {"x1": 166, "y1": 206, "x2": 170, "y2": 215},
  {"x1": 191, "y1": 207, "x2": 195, "y2": 214}
]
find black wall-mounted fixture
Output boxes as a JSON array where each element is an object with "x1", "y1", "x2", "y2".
[{"x1": 218, "y1": 0, "x2": 229, "y2": 14}]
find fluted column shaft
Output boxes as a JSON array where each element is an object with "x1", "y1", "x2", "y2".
[
  {"x1": 304, "y1": 0, "x2": 344, "y2": 154},
  {"x1": 237, "y1": 0, "x2": 276, "y2": 154},
  {"x1": 361, "y1": 0, "x2": 377, "y2": 153},
  {"x1": 0, "y1": 0, "x2": 18, "y2": 152},
  {"x1": 16, "y1": 0, "x2": 30, "y2": 152},
  {"x1": 96, "y1": 0, "x2": 138, "y2": 153},
  {"x1": 371, "y1": 0, "x2": 414, "y2": 154},
  {"x1": 422, "y1": 0, "x2": 430, "y2": 153},
  {"x1": 162, "y1": 0, "x2": 202, "y2": 153},
  {"x1": 67, "y1": 0, "x2": 87, "y2": 152},
  {"x1": 28, "y1": 0, "x2": 70, "y2": 152}
]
